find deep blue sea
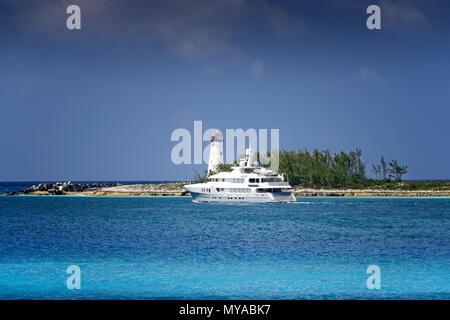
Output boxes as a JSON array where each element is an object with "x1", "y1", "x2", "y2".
[{"x1": 0, "y1": 190, "x2": 449, "y2": 299}]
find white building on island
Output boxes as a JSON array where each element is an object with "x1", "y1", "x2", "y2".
[{"x1": 207, "y1": 131, "x2": 224, "y2": 174}]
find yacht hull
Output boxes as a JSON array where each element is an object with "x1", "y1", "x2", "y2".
[{"x1": 189, "y1": 191, "x2": 297, "y2": 203}]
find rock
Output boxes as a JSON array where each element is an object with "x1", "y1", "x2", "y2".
[{"x1": 48, "y1": 188, "x2": 64, "y2": 195}]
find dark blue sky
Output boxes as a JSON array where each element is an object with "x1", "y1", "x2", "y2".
[{"x1": 1, "y1": 0, "x2": 449, "y2": 181}]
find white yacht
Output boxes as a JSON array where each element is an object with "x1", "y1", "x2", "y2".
[{"x1": 184, "y1": 148, "x2": 297, "y2": 203}]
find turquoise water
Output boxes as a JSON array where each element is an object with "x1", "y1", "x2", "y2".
[{"x1": 0, "y1": 195, "x2": 449, "y2": 299}]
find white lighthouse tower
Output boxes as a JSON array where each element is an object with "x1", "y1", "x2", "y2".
[{"x1": 208, "y1": 131, "x2": 224, "y2": 174}]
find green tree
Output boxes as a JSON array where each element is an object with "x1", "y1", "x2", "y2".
[
  {"x1": 278, "y1": 148, "x2": 367, "y2": 188},
  {"x1": 372, "y1": 156, "x2": 388, "y2": 180},
  {"x1": 371, "y1": 163, "x2": 381, "y2": 179},
  {"x1": 215, "y1": 164, "x2": 232, "y2": 173},
  {"x1": 387, "y1": 160, "x2": 408, "y2": 181},
  {"x1": 192, "y1": 169, "x2": 208, "y2": 183}
]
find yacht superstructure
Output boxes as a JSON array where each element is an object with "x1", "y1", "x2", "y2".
[{"x1": 184, "y1": 148, "x2": 297, "y2": 203}]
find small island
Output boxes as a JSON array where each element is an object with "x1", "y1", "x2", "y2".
[
  {"x1": 2, "y1": 180, "x2": 449, "y2": 197},
  {"x1": 2, "y1": 148, "x2": 450, "y2": 197}
]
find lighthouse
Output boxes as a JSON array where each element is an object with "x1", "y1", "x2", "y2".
[{"x1": 208, "y1": 131, "x2": 224, "y2": 174}]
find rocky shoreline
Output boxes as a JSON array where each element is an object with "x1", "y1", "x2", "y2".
[
  {"x1": 2, "y1": 182, "x2": 190, "y2": 197},
  {"x1": 3, "y1": 182, "x2": 124, "y2": 196},
  {"x1": 1, "y1": 182, "x2": 449, "y2": 197}
]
